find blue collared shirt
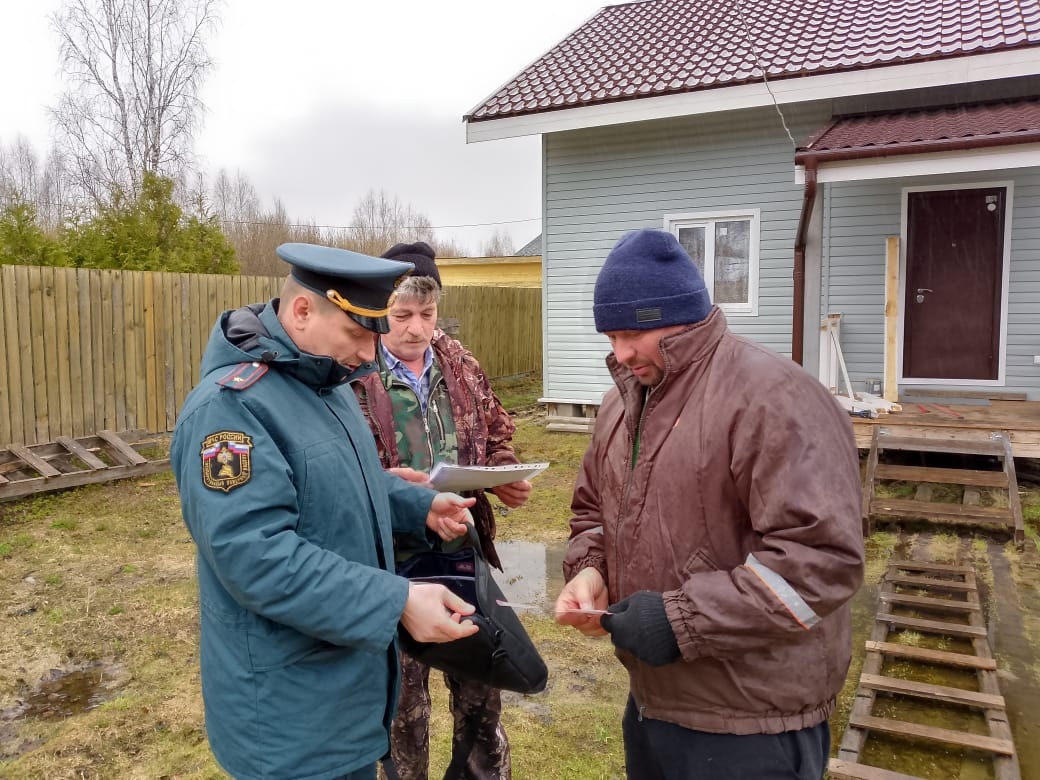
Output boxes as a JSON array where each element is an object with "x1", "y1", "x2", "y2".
[{"x1": 381, "y1": 341, "x2": 435, "y2": 411}]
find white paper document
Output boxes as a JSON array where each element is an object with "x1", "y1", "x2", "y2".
[{"x1": 428, "y1": 461, "x2": 549, "y2": 492}]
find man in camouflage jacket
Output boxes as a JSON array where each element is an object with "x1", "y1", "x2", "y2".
[{"x1": 352, "y1": 242, "x2": 531, "y2": 780}]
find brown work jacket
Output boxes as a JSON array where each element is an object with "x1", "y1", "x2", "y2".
[{"x1": 564, "y1": 308, "x2": 865, "y2": 735}]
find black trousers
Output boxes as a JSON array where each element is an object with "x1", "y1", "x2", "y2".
[
  {"x1": 337, "y1": 765, "x2": 377, "y2": 780},
  {"x1": 621, "y1": 697, "x2": 830, "y2": 780}
]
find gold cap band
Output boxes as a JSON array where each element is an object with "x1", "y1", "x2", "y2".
[{"x1": 325, "y1": 288, "x2": 390, "y2": 318}]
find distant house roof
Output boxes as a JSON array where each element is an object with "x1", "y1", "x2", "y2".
[
  {"x1": 466, "y1": 0, "x2": 1040, "y2": 123},
  {"x1": 515, "y1": 234, "x2": 542, "y2": 256},
  {"x1": 796, "y1": 96, "x2": 1040, "y2": 162}
]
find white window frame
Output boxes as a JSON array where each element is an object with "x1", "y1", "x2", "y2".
[{"x1": 664, "y1": 209, "x2": 760, "y2": 316}]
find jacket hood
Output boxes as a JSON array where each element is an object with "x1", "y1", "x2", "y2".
[{"x1": 201, "y1": 301, "x2": 377, "y2": 390}]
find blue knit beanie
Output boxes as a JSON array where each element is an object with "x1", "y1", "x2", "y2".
[{"x1": 593, "y1": 229, "x2": 712, "y2": 332}]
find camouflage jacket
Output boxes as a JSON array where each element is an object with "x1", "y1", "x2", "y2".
[{"x1": 352, "y1": 330, "x2": 519, "y2": 568}]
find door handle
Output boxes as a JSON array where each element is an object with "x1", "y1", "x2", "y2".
[{"x1": 916, "y1": 288, "x2": 933, "y2": 294}]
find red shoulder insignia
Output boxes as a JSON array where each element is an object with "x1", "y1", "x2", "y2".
[{"x1": 216, "y1": 362, "x2": 269, "y2": 390}]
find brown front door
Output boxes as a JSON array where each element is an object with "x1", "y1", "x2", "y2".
[{"x1": 903, "y1": 187, "x2": 1005, "y2": 380}]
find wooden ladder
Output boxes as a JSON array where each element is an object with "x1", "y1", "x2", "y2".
[
  {"x1": 862, "y1": 428, "x2": 1025, "y2": 547},
  {"x1": 829, "y1": 560, "x2": 1019, "y2": 780},
  {"x1": 0, "y1": 430, "x2": 169, "y2": 502}
]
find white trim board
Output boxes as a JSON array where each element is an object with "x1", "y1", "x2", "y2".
[
  {"x1": 465, "y1": 49, "x2": 1040, "y2": 142},
  {"x1": 797, "y1": 143, "x2": 1040, "y2": 184}
]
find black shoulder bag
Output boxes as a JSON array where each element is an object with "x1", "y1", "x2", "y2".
[{"x1": 395, "y1": 524, "x2": 548, "y2": 694}]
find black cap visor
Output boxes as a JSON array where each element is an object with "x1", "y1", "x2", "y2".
[
  {"x1": 348, "y1": 312, "x2": 390, "y2": 334},
  {"x1": 291, "y1": 266, "x2": 394, "y2": 333}
]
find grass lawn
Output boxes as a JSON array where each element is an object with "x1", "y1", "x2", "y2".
[{"x1": 1, "y1": 374, "x2": 1039, "y2": 778}]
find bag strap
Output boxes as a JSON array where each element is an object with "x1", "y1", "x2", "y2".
[
  {"x1": 462, "y1": 520, "x2": 482, "y2": 556},
  {"x1": 380, "y1": 757, "x2": 402, "y2": 780}
]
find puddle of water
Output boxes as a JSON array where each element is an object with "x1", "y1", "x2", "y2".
[
  {"x1": 986, "y1": 540, "x2": 1040, "y2": 780},
  {"x1": 0, "y1": 660, "x2": 129, "y2": 759},
  {"x1": 492, "y1": 540, "x2": 565, "y2": 611}
]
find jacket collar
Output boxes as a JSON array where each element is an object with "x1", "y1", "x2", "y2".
[
  {"x1": 606, "y1": 307, "x2": 728, "y2": 418},
  {"x1": 252, "y1": 304, "x2": 375, "y2": 389}
]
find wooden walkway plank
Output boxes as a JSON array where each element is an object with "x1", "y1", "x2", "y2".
[
  {"x1": 880, "y1": 592, "x2": 977, "y2": 613},
  {"x1": 873, "y1": 464, "x2": 1008, "y2": 487},
  {"x1": 877, "y1": 612, "x2": 987, "y2": 638},
  {"x1": 848, "y1": 713, "x2": 1015, "y2": 756},
  {"x1": 875, "y1": 435, "x2": 1006, "y2": 456},
  {"x1": 865, "y1": 641, "x2": 997, "y2": 671},
  {"x1": 871, "y1": 498, "x2": 1011, "y2": 521},
  {"x1": 827, "y1": 759, "x2": 923, "y2": 780},
  {"x1": 55, "y1": 436, "x2": 108, "y2": 471},
  {"x1": 859, "y1": 673, "x2": 1004, "y2": 709},
  {"x1": 7, "y1": 444, "x2": 62, "y2": 478},
  {"x1": 886, "y1": 574, "x2": 974, "y2": 592},
  {"x1": 888, "y1": 560, "x2": 972, "y2": 575},
  {"x1": 96, "y1": 430, "x2": 149, "y2": 466}
]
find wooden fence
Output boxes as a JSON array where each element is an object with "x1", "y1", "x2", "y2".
[{"x1": 0, "y1": 265, "x2": 541, "y2": 447}]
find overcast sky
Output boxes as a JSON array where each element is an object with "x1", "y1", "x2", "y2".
[{"x1": 0, "y1": 0, "x2": 608, "y2": 254}]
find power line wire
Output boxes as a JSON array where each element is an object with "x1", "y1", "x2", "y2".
[
  {"x1": 0, "y1": 193, "x2": 542, "y2": 232},
  {"x1": 214, "y1": 215, "x2": 542, "y2": 231},
  {"x1": 734, "y1": 0, "x2": 797, "y2": 150}
]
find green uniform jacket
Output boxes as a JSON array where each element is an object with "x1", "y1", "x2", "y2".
[{"x1": 171, "y1": 302, "x2": 434, "y2": 780}]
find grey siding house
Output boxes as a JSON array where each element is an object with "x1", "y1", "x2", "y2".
[{"x1": 464, "y1": 0, "x2": 1040, "y2": 424}]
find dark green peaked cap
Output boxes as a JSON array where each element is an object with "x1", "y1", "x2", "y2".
[{"x1": 276, "y1": 243, "x2": 413, "y2": 334}]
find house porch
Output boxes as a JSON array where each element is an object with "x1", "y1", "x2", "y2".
[{"x1": 850, "y1": 398, "x2": 1040, "y2": 458}]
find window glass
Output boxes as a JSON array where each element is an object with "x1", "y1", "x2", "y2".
[
  {"x1": 676, "y1": 226, "x2": 705, "y2": 276},
  {"x1": 713, "y1": 220, "x2": 749, "y2": 304}
]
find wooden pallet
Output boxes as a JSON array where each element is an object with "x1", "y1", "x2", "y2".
[
  {"x1": 0, "y1": 430, "x2": 169, "y2": 501},
  {"x1": 829, "y1": 560, "x2": 1019, "y2": 780},
  {"x1": 862, "y1": 427, "x2": 1025, "y2": 547}
]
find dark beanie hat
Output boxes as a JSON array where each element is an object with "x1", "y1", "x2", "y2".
[
  {"x1": 593, "y1": 229, "x2": 712, "y2": 332},
  {"x1": 381, "y1": 241, "x2": 441, "y2": 288}
]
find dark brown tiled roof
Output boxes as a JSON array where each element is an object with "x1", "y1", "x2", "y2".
[
  {"x1": 467, "y1": 0, "x2": 1040, "y2": 122},
  {"x1": 796, "y1": 97, "x2": 1040, "y2": 161}
]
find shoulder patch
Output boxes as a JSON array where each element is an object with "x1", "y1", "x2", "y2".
[
  {"x1": 201, "y1": 432, "x2": 253, "y2": 492},
  {"x1": 216, "y1": 361, "x2": 269, "y2": 390}
]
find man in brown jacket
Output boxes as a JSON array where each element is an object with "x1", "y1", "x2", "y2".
[
  {"x1": 352, "y1": 241, "x2": 530, "y2": 780},
  {"x1": 554, "y1": 228, "x2": 864, "y2": 779}
]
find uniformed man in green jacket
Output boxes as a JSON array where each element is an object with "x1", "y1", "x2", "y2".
[{"x1": 171, "y1": 243, "x2": 480, "y2": 780}]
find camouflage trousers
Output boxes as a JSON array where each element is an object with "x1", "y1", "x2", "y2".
[{"x1": 380, "y1": 650, "x2": 511, "y2": 780}]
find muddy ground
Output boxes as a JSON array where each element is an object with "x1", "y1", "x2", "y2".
[{"x1": 1, "y1": 402, "x2": 1039, "y2": 778}]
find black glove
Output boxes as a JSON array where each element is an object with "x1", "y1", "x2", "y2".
[{"x1": 601, "y1": 590, "x2": 680, "y2": 667}]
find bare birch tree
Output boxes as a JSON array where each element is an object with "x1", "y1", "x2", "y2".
[
  {"x1": 0, "y1": 137, "x2": 72, "y2": 231},
  {"x1": 0, "y1": 137, "x2": 41, "y2": 206},
  {"x1": 346, "y1": 189, "x2": 437, "y2": 257},
  {"x1": 479, "y1": 227, "x2": 515, "y2": 258},
  {"x1": 50, "y1": 0, "x2": 221, "y2": 204}
]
